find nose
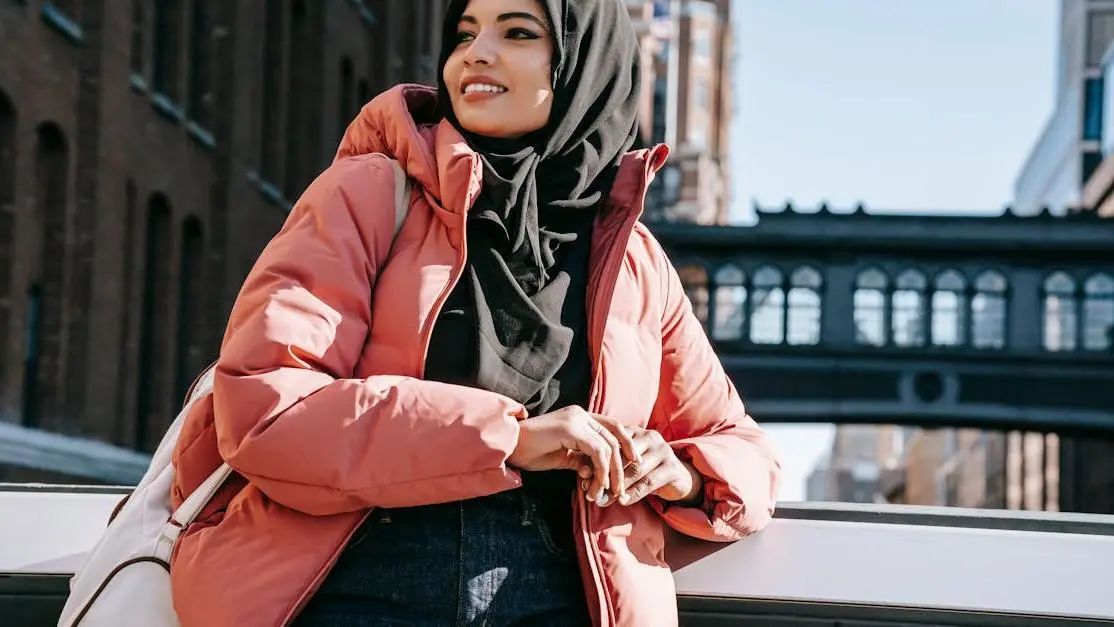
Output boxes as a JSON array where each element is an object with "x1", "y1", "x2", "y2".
[{"x1": 462, "y1": 30, "x2": 498, "y2": 66}]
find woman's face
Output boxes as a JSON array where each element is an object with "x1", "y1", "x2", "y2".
[{"x1": 443, "y1": 0, "x2": 554, "y2": 139}]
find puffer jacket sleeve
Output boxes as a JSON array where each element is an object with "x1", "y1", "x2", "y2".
[
  {"x1": 212, "y1": 155, "x2": 524, "y2": 517},
  {"x1": 643, "y1": 229, "x2": 781, "y2": 542}
]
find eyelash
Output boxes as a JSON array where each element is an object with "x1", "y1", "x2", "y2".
[{"x1": 455, "y1": 27, "x2": 541, "y2": 44}]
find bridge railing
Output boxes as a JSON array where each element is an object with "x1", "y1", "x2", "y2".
[{"x1": 2, "y1": 484, "x2": 1113, "y2": 626}]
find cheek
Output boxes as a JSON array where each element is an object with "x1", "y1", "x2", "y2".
[
  {"x1": 522, "y1": 59, "x2": 553, "y2": 110},
  {"x1": 442, "y1": 56, "x2": 462, "y2": 92}
]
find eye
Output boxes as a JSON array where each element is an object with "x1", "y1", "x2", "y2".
[
  {"x1": 455, "y1": 30, "x2": 475, "y2": 45},
  {"x1": 507, "y1": 27, "x2": 541, "y2": 40}
]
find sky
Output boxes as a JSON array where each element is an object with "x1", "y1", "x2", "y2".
[{"x1": 729, "y1": 0, "x2": 1059, "y2": 501}]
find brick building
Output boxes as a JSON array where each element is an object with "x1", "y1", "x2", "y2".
[
  {"x1": 0, "y1": 0, "x2": 447, "y2": 479},
  {"x1": 628, "y1": 0, "x2": 735, "y2": 224}
]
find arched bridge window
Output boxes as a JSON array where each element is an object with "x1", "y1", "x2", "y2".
[
  {"x1": 853, "y1": 268, "x2": 888, "y2": 347},
  {"x1": 677, "y1": 264, "x2": 709, "y2": 327},
  {"x1": 1043, "y1": 272, "x2": 1077, "y2": 352},
  {"x1": 749, "y1": 266, "x2": 785, "y2": 345},
  {"x1": 1083, "y1": 272, "x2": 1114, "y2": 351},
  {"x1": 931, "y1": 269, "x2": 967, "y2": 347},
  {"x1": 787, "y1": 266, "x2": 822, "y2": 346},
  {"x1": 712, "y1": 264, "x2": 746, "y2": 341},
  {"x1": 892, "y1": 269, "x2": 927, "y2": 347},
  {"x1": 971, "y1": 270, "x2": 1007, "y2": 349}
]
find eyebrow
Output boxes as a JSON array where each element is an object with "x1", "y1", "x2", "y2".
[{"x1": 459, "y1": 12, "x2": 548, "y2": 30}]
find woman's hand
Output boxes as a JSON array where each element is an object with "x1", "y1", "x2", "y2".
[
  {"x1": 509, "y1": 406, "x2": 639, "y2": 505},
  {"x1": 601, "y1": 428, "x2": 703, "y2": 507}
]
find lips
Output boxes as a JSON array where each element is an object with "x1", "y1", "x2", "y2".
[{"x1": 460, "y1": 76, "x2": 508, "y2": 94}]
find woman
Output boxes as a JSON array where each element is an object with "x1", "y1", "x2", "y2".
[{"x1": 168, "y1": 0, "x2": 780, "y2": 625}]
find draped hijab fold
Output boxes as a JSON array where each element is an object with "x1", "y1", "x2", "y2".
[{"x1": 432, "y1": 0, "x2": 642, "y2": 415}]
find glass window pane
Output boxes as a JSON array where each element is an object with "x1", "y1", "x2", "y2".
[
  {"x1": 1044, "y1": 271, "x2": 1075, "y2": 294},
  {"x1": 1083, "y1": 273, "x2": 1114, "y2": 351},
  {"x1": 934, "y1": 269, "x2": 966, "y2": 292},
  {"x1": 975, "y1": 270, "x2": 1007, "y2": 292},
  {"x1": 896, "y1": 269, "x2": 927, "y2": 291},
  {"x1": 791, "y1": 266, "x2": 822, "y2": 289},
  {"x1": 750, "y1": 287, "x2": 784, "y2": 344},
  {"x1": 856, "y1": 268, "x2": 888, "y2": 290},
  {"x1": 854, "y1": 288, "x2": 886, "y2": 346},
  {"x1": 971, "y1": 293, "x2": 1007, "y2": 349},
  {"x1": 893, "y1": 290, "x2": 925, "y2": 346},
  {"x1": 787, "y1": 287, "x2": 821, "y2": 345},
  {"x1": 714, "y1": 264, "x2": 744, "y2": 286},
  {"x1": 932, "y1": 290, "x2": 966, "y2": 346},
  {"x1": 1043, "y1": 294, "x2": 1078, "y2": 351},
  {"x1": 713, "y1": 285, "x2": 746, "y2": 340},
  {"x1": 753, "y1": 265, "x2": 783, "y2": 288}
]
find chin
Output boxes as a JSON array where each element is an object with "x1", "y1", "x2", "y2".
[{"x1": 457, "y1": 117, "x2": 514, "y2": 139}]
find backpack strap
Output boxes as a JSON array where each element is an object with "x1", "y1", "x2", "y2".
[
  {"x1": 164, "y1": 157, "x2": 412, "y2": 537},
  {"x1": 385, "y1": 157, "x2": 412, "y2": 239}
]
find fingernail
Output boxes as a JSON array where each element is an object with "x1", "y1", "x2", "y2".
[
  {"x1": 619, "y1": 494, "x2": 631, "y2": 505},
  {"x1": 595, "y1": 494, "x2": 609, "y2": 507}
]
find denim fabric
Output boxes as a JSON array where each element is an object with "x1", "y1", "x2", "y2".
[{"x1": 292, "y1": 490, "x2": 590, "y2": 627}]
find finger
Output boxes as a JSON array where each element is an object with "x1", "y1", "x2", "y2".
[
  {"x1": 562, "y1": 451, "x2": 593, "y2": 478},
  {"x1": 594, "y1": 415, "x2": 641, "y2": 466},
  {"x1": 623, "y1": 451, "x2": 667, "y2": 494},
  {"x1": 575, "y1": 424, "x2": 612, "y2": 501},
  {"x1": 592, "y1": 422, "x2": 626, "y2": 504},
  {"x1": 621, "y1": 430, "x2": 661, "y2": 483},
  {"x1": 619, "y1": 467, "x2": 671, "y2": 506}
]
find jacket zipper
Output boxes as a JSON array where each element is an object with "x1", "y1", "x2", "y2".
[
  {"x1": 280, "y1": 202, "x2": 471, "y2": 626},
  {"x1": 580, "y1": 208, "x2": 643, "y2": 627}
]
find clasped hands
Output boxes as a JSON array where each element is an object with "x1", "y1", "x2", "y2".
[{"x1": 508, "y1": 406, "x2": 703, "y2": 507}]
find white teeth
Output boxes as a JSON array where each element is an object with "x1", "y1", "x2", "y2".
[{"x1": 464, "y1": 83, "x2": 507, "y2": 94}]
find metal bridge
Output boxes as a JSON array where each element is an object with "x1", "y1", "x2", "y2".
[{"x1": 647, "y1": 206, "x2": 1114, "y2": 435}]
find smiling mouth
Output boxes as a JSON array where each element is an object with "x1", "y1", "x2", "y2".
[{"x1": 463, "y1": 83, "x2": 508, "y2": 94}]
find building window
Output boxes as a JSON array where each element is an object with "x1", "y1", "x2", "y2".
[
  {"x1": 677, "y1": 263, "x2": 709, "y2": 327},
  {"x1": 1084, "y1": 77, "x2": 1104, "y2": 142},
  {"x1": 749, "y1": 266, "x2": 784, "y2": 345},
  {"x1": 130, "y1": 0, "x2": 146, "y2": 76},
  {"x1": 787, "y1": 266, "x2": 822, "y2": 346},
  {"x1": 259, "y1": 0, "x2": 286, "y2": 184},
  {"x1": 853, "y1": 268, "x2": 888, "y2": 346},
  {"x1": 338, "y1": 56, "x2": 355, "y2": 142},
  {"x1": 28, "y1": 123, "x2": 69, "y2": 429},
  {"x1": 1042, "y1": 271, "x2": 1077, "y2": 351},
  {"x1": 892, "y1": 269, "x2": 927, "y2": 347},
  {"x1": 153, "y1": 0, "x2": 183, "y2": 101},
  {"x1": 0, "y1": 91, "x2": 14, "y2": 396},
  {"x1": 21, "y1": 283, "x2": 43, "y2": 428},
  {"x1": 175, "y1": 218, "x2": 205, "y2": 402},
  {"x1": 188, "y1": 0, "x2": 214, "y2": 129},
  {"x1": 284, "y1": 0, "x2": 312, "y2": 199},
  {"x1": 1082, "y1": 272, "x2": 1114, "y2": 351},
  {"x1": 931, "y1": 269, "x2": 967, "y2": 347},
  {"x1": 971, "y1": 270, "x2": 1007, "y2": 349},
  {"x1": 137, "y1": 195, "x2": 173, "y2": 452},
  {"x1": 712, "y1": 264, "x2": 746, "y2": 341},
  {"x1": 116, "y1": 180, "x2": 139, "y2": 423},
  {"x1": 358, "y1": 79, "x2": 370, "y2": 110}
]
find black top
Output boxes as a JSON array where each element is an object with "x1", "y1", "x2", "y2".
[{"x1": 423, "y1": 209, "x2": 596, "y2": 495}]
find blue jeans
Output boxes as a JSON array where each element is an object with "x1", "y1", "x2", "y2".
[{"x1": 292, "y1": 490, "x2": 591, "y2": 626}]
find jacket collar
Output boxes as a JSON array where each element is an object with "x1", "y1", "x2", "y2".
[{"x1": 335, "y1": 84, "x2": 669, "y2": 223}]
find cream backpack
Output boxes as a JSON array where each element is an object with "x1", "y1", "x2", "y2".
[{"x1": 56, "y1": 158, "x2": 412, "y2": 627}]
